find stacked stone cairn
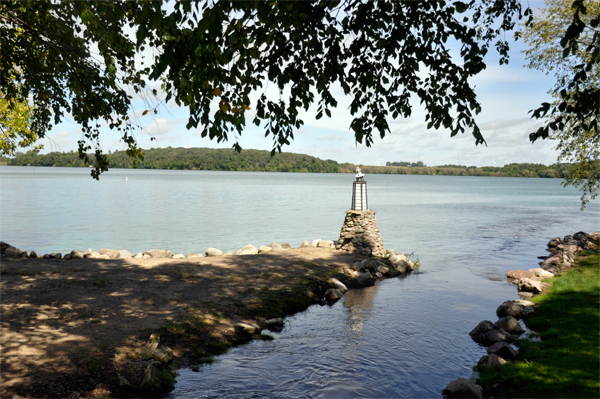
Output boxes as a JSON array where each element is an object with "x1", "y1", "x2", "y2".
[{"x1": 335, "y1": 210, "x2": 385, "y2": 257}]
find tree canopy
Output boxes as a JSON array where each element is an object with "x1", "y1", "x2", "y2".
[
  {"x1": 0, "y1": 90, "x2": 43, "y2": 155},
  {"x1": 524, "y1": 0, "x2": 599, "y2": 208},
  {"x1": 1, "y1": 0, "x2": 530, "y2": 179}
]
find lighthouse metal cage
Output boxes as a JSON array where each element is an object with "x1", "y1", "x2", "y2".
[{"x1": 352, "y1": 177, "x2": 368, "y2": 210}]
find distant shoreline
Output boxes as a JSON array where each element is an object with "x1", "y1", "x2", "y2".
[{"x1": 1, "y1": 147, "x2": 572, "y2": 179}]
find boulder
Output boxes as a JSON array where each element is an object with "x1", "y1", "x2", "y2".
[
  {"x1": 325, "y1": 288, "x2": 344, "y2": 301},
  {"x1": 496, "y1": 301, "x2": 524, "y2": 318},
  {"x1": 205, "y1": 248, "x2": 223, "y2": 257},
  {"x1": 43, "y1": 254, "x2": 50, "y2": 259},
  {"x1": 134, "y1": 252, "x2": 144, "y2": 259},
  {"x1": 187, "y1": 253, "x2": 203, "y2": 259},
  {"x1": 487, "y1": 341, "x2": 519, "y2": 361},
  {"x1": 469, "y1": 320, "x2": 512, "y2": 345},
  {"x1": 234, "y1": 245, "x2": 258, "y2": 255},
  {"x1": 225, "y1": 251, "x2": 233, "y2": 256},
  {"x1": 173, "y1": 254, "x2": 186, "y2": 259},
  {"x1": 19, "y1": 251, "x2": 28, "y2": 258},
  {"x1": 518, "y1": 278, "x2": 544, "y2": 294},
  {"x1": 311, "y1": 239, "x2": 321, "y2": 247},
  {"x1": 563, "y1": 235, "x2": 574, "y2": 244},
  {"x1": 0, "y1": 241, "x2": 14, "y2": 255},
  {"x1": 585, "y1": 241, "x2": 599, "y2": 250},
  {"x1": 99, "y1": 248, "x2": 121, "y2": 259},
  {"x1": 443, "y1": 378, "x2": 483, "y2": 398},
  {"x1": 521, "y1": 306, "x2": 535, "y2": 317},
  {"x1": 406, "y1": 260, "x2": 415, "y2": 271},
  {"x1": 317, "y1": 240, "x2": 334, "y2": 249},
  {"x1": 281, "y1": 242, "x2": 292, "y2": 250},
  {"x1": 70, "y1": 250, "x2": 84, "y2": 259},
  {"x1": 518, "y1": 291, "x2": 534, "y2": 299},
  {"x1": 513, "y1": 299, "x2": 535, "y2": 307},
  {"x1": 268, "y1": 242, "x2": 283, "y2": 252},
  {"x1": 528, "y1": 268, "x2": 554, "y2": 278},
  {"x1": 300, "y1": 241, "x2": 312, "y2": 248},
  {"x1": 139, "y1": 363, "x2": 164, "y2": 393},
  {"x1": 540, "y1": 256, "x2": 561, "y2": 268},
  {"x1": 64, "y1": 254, "x2": 72, "y2": 260},
  {"x1": 344, "y1": 268, "x2": 360, "y2": 278},
  {"x1": 49, "y1": 252, "x2": 62, "y2": 259},
  {"x1": 119, "y1": 249, "x2": 133, "y2": 259},
  {"x1": 547, "y1": 237, "x2": 562, "y2": 247},
  {"x1": 589, "y1": 231, "x2": 600, "y2": 240},
  {"x1": 151, "y1": 347, "x2": 174, "y2": 364},
  {"x1": 573, "y1": 231, "x2": 589, "y2": 243},
  {"x1": 83, "y1": 248, "x2": 93, "y2": 256},
  {"x1": 263, "y1": 318, "x2": 285, "y2": 331},
  {"x1": 377, "y1": 265, "x2": 390, "y2": 275},
  {"x1": 4, "y1": 247, "x2": 22, "y2": 257},
  {"x1": 144, "y1": 250, "x2": 174, "y2": 259},
  {"x1": 495, "y1": 316, "x2": 525, "y2": 335},
  {"x1": 328, "y1": 278, "x2": 348, "y2": 292},
  {"x1": 87, "y1": 251, "x2": 109, "y2": 259},
  {"x1": 258, "y1": 245, "x2": 273, "y2": 254},
  {"x1": 477, "y1": 354, "x2": 507, "y2": 368},
  {"x1": 507, "y1": 270, "x2": 533, "y2": 279},
  {"x1": 29, "y1": 250, "x2": 38, "y2": 259},
  {"x1": 235, "y1": 323, "x2": 261, "y2": 335}
]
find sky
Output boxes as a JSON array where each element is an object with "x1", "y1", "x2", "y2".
[{"x1": 38, "y1": 1, "x2": 559, "y2": 168}]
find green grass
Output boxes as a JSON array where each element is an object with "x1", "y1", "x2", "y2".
[{"x1": 477, "y1": 244, "x2": 600, "y2": 398}]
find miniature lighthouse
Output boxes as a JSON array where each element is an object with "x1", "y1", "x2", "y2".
[
  {"x1": 336, "y1": 168, "x2": 385, "y2": 256},
  {"x1": 351, "y1": 167, "x2": 368, "y2": 210}
]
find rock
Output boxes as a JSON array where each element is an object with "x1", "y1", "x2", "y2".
[
  {"x1": 563, "y1": 235, "x2": 574, "y2": 244},
  {"x1": 358, "y1": 271, "x2": 372, "y2": 279},
  {"x1": 406, "y1": 260, "x2": 415, "y2": 271},
  {"x1": 205, "y1": 248, "x2": 223, "y2": 257},
  {"x1": 540, "y1": 256, "x2": 561, "y2": 268},
  {"x1": 521, "y1": 306, "x2": 535, "y2": 317},
  {"x1": 477, "y1": 354, "x2": 507, "y2": 368},
  {"x1": 281, "y1": 242, "x2": 292, "y2": 250},
  {"x1": 49, "y1": 252, "x2": 62, "y2": 259},
  {"x1": 377, "y1": 265, "x2": 390, "y2": 274},
  {"x1": 0, "y1": 241, "x2": 14, "y2": 255},
  {"x1": 518, "y1": 277, "x2": 544, "y2": 294},
  {"x1": 443, "y1": 378, "x2": 483, "y2": 398},
  {"x1": 548, "y1": 237, "x2": 562, "y2": 247},
  {"x1": 513, "y1": 299, "x2": 535, "y2": 307},
  {"x1": 99, "y1": 248, "x2": 121, "y2": 259},
  {"x1": 258, "y1": 245, "x2": 273, "y2": 254},
  {"x1": 573, "y1": 231, "x2": 589, "y2": 243},
  {"x1": 235, "y1": 323, "x2": 261, "y2": 335},
  {"x1": 139, "y1": 363, "x2": 164, "y2": 393},
  {"x1": 496, "y1": 301, "x2": 524, "y2": 318},
  {"x1": 64, "y1": 254, "x2": 72, "y2": 260},
  {"x1": 495, "y1": 316, "x2": 525, "y2": 335},
  {"x1": 328, "y1": 278, "x2": 348, "y2": 292},
  {"x1": 589, "y1": 231, "x2": 600, "y2": 240},
  {"x1": 585, "y1": 241, "x2": 599, "y2": 250},
  {"x1": 4, "y1": 247, "x2": 22, "y2": 257},
  {"x1": 268, "y1": 242, "x2": 283, "y2": 252},
  {"x1": 225, "y1": 251, "x2": 232, "y2": 256},
  {"x1": 234, "y1": 245, "x2": 258, "y2": 255},
  {"x1": 325, "y1": 288, "x2": 344, "y2": 300},
  {"x1": 300, "y1": 241, "x2": 311, "y2": 248},
  {"x1": 19, "y1": 250, "x2": 28, "y2": 258},
  {"x1": 43, "y1": 254, "x2": 50, "y2": 259},
  {"x1": 83, "y1": 248, "x2": 93, "y2": 256},
  {"x1": 187, "y1": 253, "x2": 203, "y2": 259},
  {"x1": 151, "y1": 347, "x2": 174, "y2": 364},
  {"x1": 263, "y1": 318, "x2": 285, "y2": 331},
  {"x1": 29, "y1": 250, "x2": 38, "y2": 258},
  {"x1": 118, "y1": 374, "x2": 133, "y2": 387},
  {"x1": 507, "y1": 270, "x2": 533, "y2": 279},
  {"x1": 527, "y1": 268, "x2": 554, "y2": 278},
  {"x1": 518, "y1": 291, "x2": 534, "y2": 299},
  {"x1": 317, "y1": 240, "x2": 334, "y2": 249},
  {"x1": 173, "y1": 254, "x2": 186, "y2": 259},
  {"x1": 71, "y1": 250, "x2": 84, "y2": 259},
  {"x1": 344, "y1": 268, "x2": 360, "y2": 278},
  {"x1": 487, "y1": 341, "x2": 519, "y2": 361},
  {"x1": 134, "y1": 252, "x2": 144, "y2": 259},
  {"x1": 87, "y1": 251, "x2": 108, "y2": 259},
  {"x1": 469, "y1": 320, "x2": 512, "y2": 345},
  {"x1": 119, "y1": 249, "x2": 133, "y2": 258},
  {"x1": 144, "y1": 249, "x2": 174, "y2": 259},
  {"x1": 145, "y1": 333, "x2": 160, "y2": 353},
  {"x1": 311, "y1": 239, "x2": 321, "y2": 247}
]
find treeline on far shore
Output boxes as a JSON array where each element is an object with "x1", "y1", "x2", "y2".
[{"x1": 1, "y1": 147, "x2": 572, "y2": 178}]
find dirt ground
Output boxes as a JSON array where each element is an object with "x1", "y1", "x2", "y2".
[{"x1": 1, "y1": 247, "x2": 365, "y2": 398}]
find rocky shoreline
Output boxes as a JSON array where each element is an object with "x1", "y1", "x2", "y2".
[
  {"x1": 1, "y1": 235, "x2": 419, "y2": 398},
  {"x1": 443, "y1": 230, "x2": 600, "y2": 398}
]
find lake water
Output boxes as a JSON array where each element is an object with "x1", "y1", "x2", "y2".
[{"x1": 1, "y1": 166, "x2": 598, "y2": 397}]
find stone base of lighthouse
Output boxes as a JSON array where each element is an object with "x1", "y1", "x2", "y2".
[{"x1": 335, "y1": 210, "x2": 385, "y2": 257}]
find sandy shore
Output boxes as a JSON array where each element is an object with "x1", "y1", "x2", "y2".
[{"x1": 1, "y1": 247, "x2": 365, "y2": 398}]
